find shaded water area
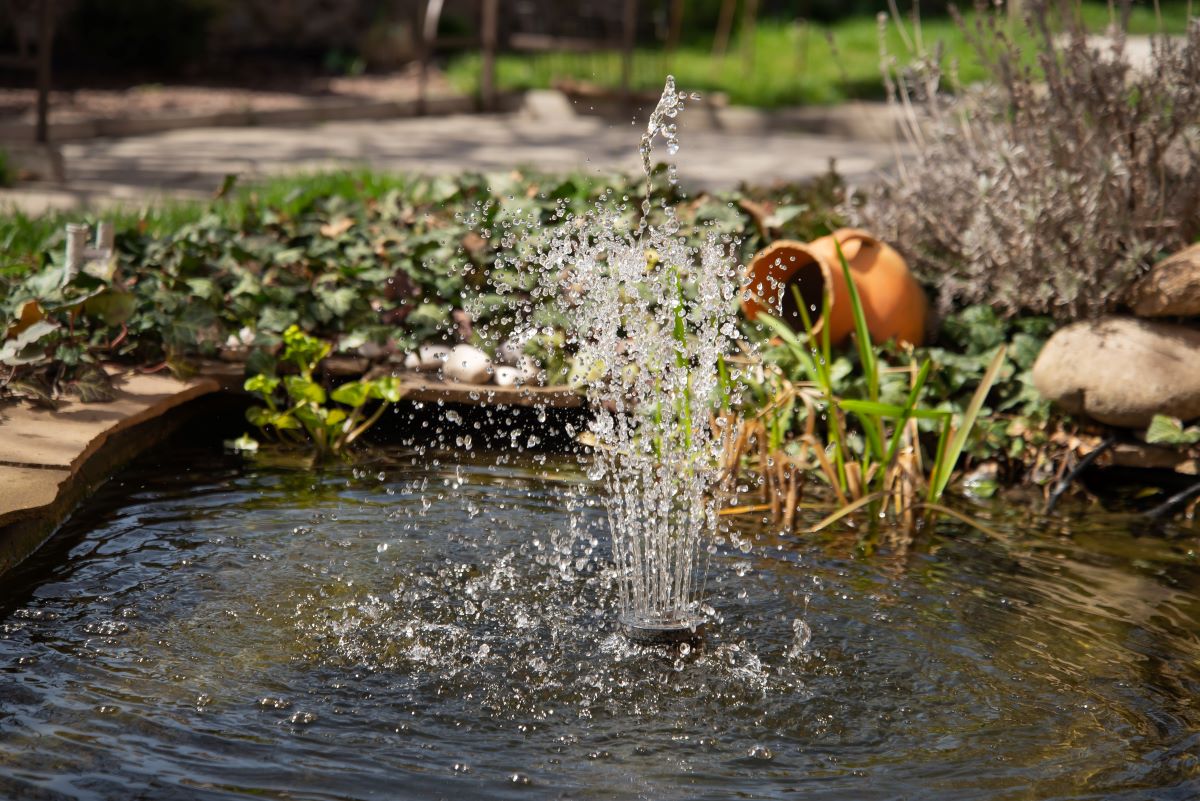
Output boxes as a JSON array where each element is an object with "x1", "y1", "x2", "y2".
[{"x1": 2, "y1": 433, "x2": 1200, "y2": 800}]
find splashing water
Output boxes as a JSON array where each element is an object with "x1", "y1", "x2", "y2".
[{"x1": 493, "y1": 77, "x2": 747, "y2": 635}]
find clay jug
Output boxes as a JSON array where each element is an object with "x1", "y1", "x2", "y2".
[{"x1": 741, "y1": 228, "x2": 928, "y2": 347}]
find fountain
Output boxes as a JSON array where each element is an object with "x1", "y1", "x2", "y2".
[{"x1": 491, "y1": 77, "x2": 744, "y2": 644}]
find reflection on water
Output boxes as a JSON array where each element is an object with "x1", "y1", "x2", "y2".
[{"x1": 1, "y1": 443, "x2": 1199, "y2": 800}]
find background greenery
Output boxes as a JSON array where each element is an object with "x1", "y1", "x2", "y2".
[{"x1": 447, "y1": 3, "x2": 1192, "y2": 107}]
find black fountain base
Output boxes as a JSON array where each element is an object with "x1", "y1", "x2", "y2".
[{"x1": 619, "y1": 613, "x2": 706, "y2": 646}]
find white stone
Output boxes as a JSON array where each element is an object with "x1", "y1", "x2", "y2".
[
  {"x1": 496, "y1": 339, "x2": 525, "y2": 366},
  {"x1": 493, "y1": 366, "x2": 523, "y2": 387},
  {"x1": 444, "y1": 344, "x2": 492, "y2": 384},
  {"x1": 516, "y1": 356, "x2": 543, "y2": 385},
  {"x1": 417, "y1": 344, "x2": 450, "y2": 371},
  {"x1": 403, "y1": 351, "x2": 420, "y2": 369}
]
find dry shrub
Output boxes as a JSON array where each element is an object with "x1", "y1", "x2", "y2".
[{"x1": 854, "y1": 1, "x2": 1200, "y2": 321}]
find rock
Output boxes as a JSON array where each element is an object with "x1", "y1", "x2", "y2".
[
  {"x1": 402, "y1": 352, "x2": 420, "y2": 370},
  {"x1": 357, "y1": 341, "x2": 387, "y2": 360},
  {"x1": 493, "y1": 366, "x2": 523, "y2": 387},
  {"x1": 496, "y1": 339, "x2": 525, "y2": 366},
  {"x1": 443, "y1": 344, "x2": 492, "y2": 384},
  {"x1": 1032, "y1": 316, "x2": 1200, "y2": 427},
  {"x1": 417, "y1": 344, "x2": 450, "y2": 371},
  {"x1": 1127, "y1": 243, "x2": 1200, "y2": 317},
  {"x1": 521, "y1": 367, "x2": 545, "y2": 386},
  {"x1": 514, "y1": 355, "x2": 542, "y2": 384}
]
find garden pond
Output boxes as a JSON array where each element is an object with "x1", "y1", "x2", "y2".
[{"x1": 1, "y1": 425, "x2": 1199, "y2": 800}]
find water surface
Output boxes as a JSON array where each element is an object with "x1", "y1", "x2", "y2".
[{"x1": 2, "y1": 441, "x2": 1199, "y2": 800}]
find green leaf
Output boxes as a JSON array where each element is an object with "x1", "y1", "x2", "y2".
[
  {"x1": 54, "y1": 341, "x2": 83, "y2": 367},
  {"x1": 1146, "y1": 415, "x2": 1200, "y2": 446},
  {"x1": 83, "y1": 290, "x2": 136, "y2": 326},
  {"x1": 282, "y1": 325, "x2": 331, "y2": 374},
  {"x1": 6, "y1": 319, "x2": 58, "y2": 349},
  {"x1": 284, "y1": 376, "x2": 326, "y2": 405},
  {"x1": 273, "y1": 247, "x2": 306, "y2": 265},
  {"x1": 316, "y1": 285, "x2": 358, "y2": 318},
  {"x1": 164, "y1": 303, "x2": 223, "y2": 354},
  {"x1": 0, "y1": 344, "x2": 43, "y2": 367},
  {"x1": 765, "y1": 204, "x2": 807, "y2": 228},
  {"x1": 243, "y1": 374, "x2": 280, "y2": 397},
  {"x1": 292, "y1": 404, "x2": 327, "y2": 436},
  {"x1": 258, "y1": 306, "x2": 299, "y2": 333},
  {"x1": 942, "y1": 306, "x2": 1007, "y2": 353},
  {"x1": 246, "y1": 406, "x2": 272, "y2": 429},
  {"x1": 70, "y1": 363, "x2": 116, "y2": 402},
  {"x1": 271, "y1": 412, "x2": 302, "y2": 431},
  {"x1": 838, "y1": 398, "x2": 950, "y2": 421},
  {"x1": 185, "y1": 277, "x2": 217, "y2": 300},
  {"x1": 369, "y1": 375, "x2": 405, "y2": 402},
  {"x1": 223, "y1": 433, "x2": 259, "y2": 453},
  {"x1": 330, "y1": 380, "x2": 371, "y2": 407},
  {"x1": 1008, "y1": 332, "x2": 1045, "y2": 372},
  {"x1": 7, "y1": 375, "x2": 55, "y2": 407}
]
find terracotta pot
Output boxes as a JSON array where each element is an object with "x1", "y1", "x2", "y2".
[{"x1": 741, "y1": 228, "x2": 928, "y2": 347}]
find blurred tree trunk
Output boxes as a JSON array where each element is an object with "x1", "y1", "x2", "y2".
[{"x1": 712, "y1": 0, "x2": 735, "y2": 56}]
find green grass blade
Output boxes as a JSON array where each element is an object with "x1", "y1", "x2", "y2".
[
  {"x1": 927, "y1": 415, "x2": 953, "y2": 504},
  {"x1": 716, "y1": 354, "x2": 732, "y2": 412},
  {"x1": 881, "y1": 358, "x2": 933, "y2": 467},
  {"x1": 806, "y1": 491, "x2": 887, "y2": 533},
  {"x1": 757, "y1": 312, "x2": 819, "y2": 380},
  {"x1": 837, "y1": 398, "x2": 948, "y2": 420},
  {"x1": 854, "y1": 412, "x2": 886, "y2": 464},
  {"x1": 929, "y1": 345, "x2": 1007, "y2": 502},
  {"x1": 834, "y1": 239, "x2": 878, "y2": 404}
]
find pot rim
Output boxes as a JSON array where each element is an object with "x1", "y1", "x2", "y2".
[{"x1": 741, "y1": 239, "x2": 834, "y2": 336}]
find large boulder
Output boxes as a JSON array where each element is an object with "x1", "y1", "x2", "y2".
[
  {"x1": 1126, "y1": 243, "x2": 1200, "y2": 318},
  {"x1": 1032, "y1": 317, "x2": 1200, "y2": 428}
]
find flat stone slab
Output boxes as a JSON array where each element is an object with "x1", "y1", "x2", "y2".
[
  {"x1": 0, "y1": 370, "x2": 220, "y2": 533},
  {"x1": 0, "y1": 371, "x2": 220, "y2": 470},
  {"x1": 0, "y1": 465, "x2": 71, "y2": 521},
  {"x1": 397, "y1": 373, "x2": 582, "y2": 408}
]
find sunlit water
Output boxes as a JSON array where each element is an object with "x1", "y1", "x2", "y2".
[{"x1": 3, "y1": 439, "x2": 1200, "y2": 800}]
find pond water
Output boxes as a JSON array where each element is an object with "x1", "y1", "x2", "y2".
[{"x1": 2, "y1": 436, "x2": 1200, "y2": 800}]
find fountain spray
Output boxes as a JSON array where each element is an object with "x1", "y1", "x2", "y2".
[{"x1": 548, "y1": 78, "x2": 744, "y2": 644}]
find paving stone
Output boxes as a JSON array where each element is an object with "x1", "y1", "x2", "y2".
[
  {"x1": 0, "y1": 465, "x2": 70, "y2": 522},
  {"x1": 0, "y1": 371, "x2": 219, "y2": 470},
  {"x1": 0, "y1": 107, "x2": 900, "y2": 213}
]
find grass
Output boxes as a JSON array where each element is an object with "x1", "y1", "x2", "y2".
[{"x1": 446, "y1": 2, "x2": 1194, "y2": 107}]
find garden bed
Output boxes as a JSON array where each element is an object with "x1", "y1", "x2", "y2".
[{"x1": 0, "y1": 161, "x2": 1196, "y2": 533}]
